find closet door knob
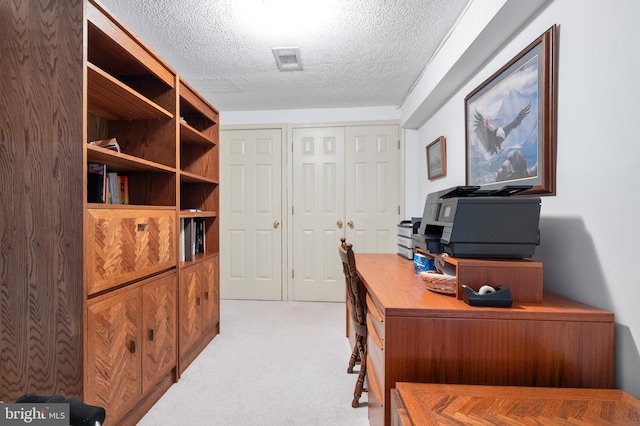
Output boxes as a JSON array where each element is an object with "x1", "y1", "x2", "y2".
[
  {"x1": 347, "y1": 221, "x2": 354, "y2": 229},
  {"x1": 337, "y1": 220, "x2": 343, "y2": 229}
]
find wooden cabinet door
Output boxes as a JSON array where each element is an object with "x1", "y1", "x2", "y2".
[
  {"x1": 86, "y1": 208, "x2": 176, "y2": 295},
  {"x1": 201, "y1": 256, "x2": 219, "y2": 332},
  {"x1": 179, "y1": 263, "x2": 202, "y2": 358},
  {"x1": 86, "y1": 287, "x2": 142, "y2": 422},
  {"x1": 141, "y1": 273, "x2": 177, "y2": 393}
]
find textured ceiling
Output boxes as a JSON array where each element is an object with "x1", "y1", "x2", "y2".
[{"x1": 99, "y1": 0, "x2": 470, "y2": 111}]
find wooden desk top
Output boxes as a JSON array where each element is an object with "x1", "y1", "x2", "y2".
[
  {"x1": 393, "y1": 382, "x2": 640, "y2": 425},
  {"x1": 356, "y1": 253, "x2": 614, "y2": 322}
]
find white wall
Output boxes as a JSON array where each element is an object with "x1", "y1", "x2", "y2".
[{"x1": 405, "y1": 0, "x2": 640, "y2": 397}]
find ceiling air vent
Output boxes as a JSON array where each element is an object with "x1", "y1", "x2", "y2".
[{"x1": 272, "y1": 47, "x2": 303, "y2": 71}]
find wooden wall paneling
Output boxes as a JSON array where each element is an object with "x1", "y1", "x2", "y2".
[{"x1": 0, "y1": 0, "x2": 84, "y2": 401}]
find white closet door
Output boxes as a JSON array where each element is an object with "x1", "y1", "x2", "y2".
[
  {"x1": 345, "y1": 125, "x2": 400, "y2": 253},
  {"x1": 290, "y1": 124, "x2": 400, "y2": 302},
  {"x1": 291, "y1": 127, "x2": 346, "y2": 302},
  {"x1": 220, "y1": 128, "x2": 283, "y2": 300}
]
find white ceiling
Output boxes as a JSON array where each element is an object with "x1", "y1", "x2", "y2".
[{"x1": 98, "y1": 0, "x2": 470, "y2": 112}]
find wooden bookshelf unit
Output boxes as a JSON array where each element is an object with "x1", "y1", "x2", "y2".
[{"x1": 1, "y1": 1, "x2": 220, "y2": 425}]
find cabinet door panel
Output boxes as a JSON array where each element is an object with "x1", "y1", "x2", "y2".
[
  {"x1": 87, "y1": 208, "x2": 176, "y2": 294},
  {"x1": 201, "y1": 256, "x2": 219, "y2": 331},
  {"x1": 142, "y1": 273, "x2": 177, "y2": 393},
  {"x1": 179, "y1": 264, "x2": 202, "y2": 357},
  {"x1": 86, "y1": 288, "x2": 142, "y2": 422}
]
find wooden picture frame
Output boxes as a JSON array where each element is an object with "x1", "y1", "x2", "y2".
[
  {"x1": 426, "y1": 136, "x2": 446, "y2": 180},
  {"x1": 464, "y1": 25, "x2": 557, "y2": 195}
]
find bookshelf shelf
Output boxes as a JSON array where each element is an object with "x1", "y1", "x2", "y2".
[
  {"x1": 179, "y1": 210, "x2": 218, "y2": 219},
  {"x1": 180, "y1": 121, "x2": 216, "y2": 146},
  {"x1": 179, "y1": 252, "x2": 218, "y2": 269},
  {"x1": 87, "y1": 144, "x2": 175, "y2": 174},
  {"x1": 87, "y1": 63, "x2": 174, "y2": 120},
  {"x1": 179, "y1": 170, "x2": 219, "y2": 184}
]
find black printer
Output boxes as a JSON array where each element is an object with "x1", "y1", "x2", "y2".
[{"x1": 412, "y1": 186, "x2": 540, "y2": 258}]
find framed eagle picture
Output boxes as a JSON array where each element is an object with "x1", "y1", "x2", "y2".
[{"x1": 465, "y1": 25, "x2": 557, "y2": 195}]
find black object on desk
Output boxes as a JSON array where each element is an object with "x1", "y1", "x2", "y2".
[{"x1": 461, "y1": 285, "x2": 513, "y2": 307}]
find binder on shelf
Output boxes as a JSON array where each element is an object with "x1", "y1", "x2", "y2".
[
  {"x1": 87, "y1": 163, "x2": 107, "y2": 203},
  {"x1": 182, "y1": 218, "x2": 194, "y2": 261},
  {"x1": 195, "y1": 219, "x2": 205, "y2": 254}
]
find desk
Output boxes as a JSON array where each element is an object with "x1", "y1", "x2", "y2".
[
  {"x1": 356, "y1": 254, "x2": 614, "y2": 426},
  {"x1": 391, "y1": 383, "x2": 640, "y2": 425}
]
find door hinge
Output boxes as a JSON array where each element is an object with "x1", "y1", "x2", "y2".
[
  {"x1": 292, "y1": 206, "x2": 294, "y2": 215},
  {"x1": 398, "y1": 205, "x2": 400, "y2": 214},
  {"x1": 292, "y1": 270, "x2": 294, "y2": 279},
  {"x1": 398, "y1": 139, "x2": 400, "y2": 149}
]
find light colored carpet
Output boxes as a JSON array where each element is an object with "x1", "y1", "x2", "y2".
[{"x1": 137, "y1": 299, "x2": 370, "y2": 426}]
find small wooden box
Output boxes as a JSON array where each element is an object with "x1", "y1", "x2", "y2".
[{"x1": 443, "y1": 256, "x2": 543, "y2": 302}]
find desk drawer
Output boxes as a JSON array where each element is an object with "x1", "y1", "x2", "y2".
[
  {"x1": 366, "y1": 294, "x2": 384, "y2": 342},
  {"x1": 367, "y1": 345, "x2": 384, "y2": 407}
]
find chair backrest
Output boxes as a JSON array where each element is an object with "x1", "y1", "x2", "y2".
[{"x1": 339, "y1": 237, "x2": 367, "y2": 328}]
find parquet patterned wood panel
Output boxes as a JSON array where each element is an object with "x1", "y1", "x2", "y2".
[
  {"x1": 179, "y1": 264, "x2": 202, "y2": 357},
  {"x1": 142, "y1": 274, "x2": 177, "y2": 393},
  {"x1": 201, "y1": 256, "x2": 219, "y2": 331},
  {"x1": 87, "y1": 208, "x2": 176, "y2": 294},
  {"x1": 395, "y1": 384, "x2": 640, "y2": 426},
  {"x1": 86, "y1": 288, "x2": 142, "y2": 423}
]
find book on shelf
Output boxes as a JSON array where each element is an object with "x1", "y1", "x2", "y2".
[
  {"x1": 87, "y1": 163, "x2": 107, "y2": 203},
  {"x1": 89, "y1": 137, "x2": 121, "y2": 152},
  {"x1": 99, "y1": 171, "x2": 130, "y2": 205},
  {"x1": 119, "y1": 175, "x2": 129, "y2": 205},
  {"x1": 180, "y1": 218, "x2": 206, "y2": 261},
  {"x1": 195, "y1": 219, "x2": 205, "y2": 253},
  {"x1": 107, "y1": 172, "x2": 120, "y2": 204},
  {"x1": 181, "y1": 218, "x2": 193, "y2": 261}
]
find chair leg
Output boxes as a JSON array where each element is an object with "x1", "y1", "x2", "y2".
[
  {"x1": 347, "y1": 334, "x2": 361, "y2": 373},
  {"x1": 351, "y1": 336, "x2": 367, "y2": 408}
]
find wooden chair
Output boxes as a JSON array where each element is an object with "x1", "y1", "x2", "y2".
[{"x1": 339, "y1": 237, "x2": 367, "y2": 408}]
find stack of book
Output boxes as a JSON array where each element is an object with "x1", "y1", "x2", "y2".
[
  {"x1": 87, "y1": 163, "x2": 129, "y2": 204},
  {"x1": 180, "y1": 218, "x2": 206, "y2": 261}
]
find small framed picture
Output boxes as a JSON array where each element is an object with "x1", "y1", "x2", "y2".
[{"x1": 426, "y1": 136, "x2": 446, "y2": 180}]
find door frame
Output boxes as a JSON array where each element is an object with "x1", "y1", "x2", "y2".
[{"x1": 285, "y1": 120, "x2": 405, "y2": 301}]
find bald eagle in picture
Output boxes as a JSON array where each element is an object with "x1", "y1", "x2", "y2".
[{"x1": 473, "y1": 102, "x2": 531, "y2": 156}]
